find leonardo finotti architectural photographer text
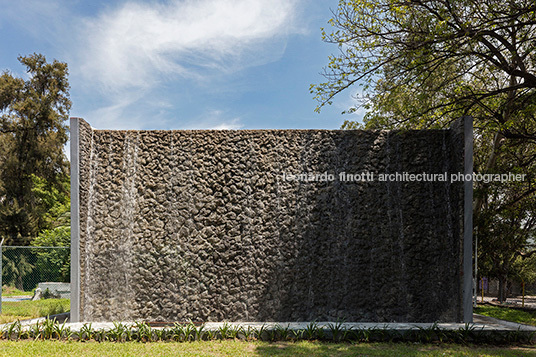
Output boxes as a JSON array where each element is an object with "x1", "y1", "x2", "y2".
[{"x1": 281, "y1": 171, "x2": 526, "y2": 184}]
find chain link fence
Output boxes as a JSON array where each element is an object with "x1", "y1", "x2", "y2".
[{"x1": 1, "y1": 246, "x2": 70, "y2": 295}]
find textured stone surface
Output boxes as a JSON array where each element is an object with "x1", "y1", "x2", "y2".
[{"x1": 78, "y1": 119, "x2": 465, "y2": 322}]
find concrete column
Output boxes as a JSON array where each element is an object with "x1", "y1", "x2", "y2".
[
  {"x1": 70, "y1": 117, "x2": 80, "y2": 322},
  {"x1": 463, "y1": 116, "x2": 474, "y2": 323}
]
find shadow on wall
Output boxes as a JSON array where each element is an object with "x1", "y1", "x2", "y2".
[{"x1": 257, "y1": 129, "x2": 462, "y2": 323}]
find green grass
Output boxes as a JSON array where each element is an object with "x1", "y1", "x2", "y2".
[
  {"x1": 475, "y1": 305, "x2": 536, "y2": 326},
  {"x1": 0, "y1": 299, "x2": 69, "y2": 324},
  {"x1": 0, "y1": 340, "x2": 534, "y2": 357},
  {"x1": 1, "y1": 287, "x2": 33, "y2": 297}
]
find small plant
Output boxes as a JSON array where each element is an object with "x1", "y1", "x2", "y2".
[
  {"x1": 432, "y1": 323, "x2": 449, "y2": 343},
  {"x1": 266, "y1": 326, "x2": 278, "y2": 342},
  {"x1": 134, "y1": 321, "x2": 153, "y2": 342},
  {"x1": 193, "y1": 324, "x2": 205, "y2": 341},
  {"x1": 94, "y1": 328, "x2": 109, "y2": 342},
  {"x1": 455, "y1": 323, "x2": 476, "y2": 344},
  {"x1": 528, "y1": 330, "x2": 536, "y2": 344},
  {"x1": 218, "y1": 323, "x2": 231, "y2": 340},
  {"x1": 228, "y1": 324, "x2": 241, "y2": 339},
  {"x1": 327, "y1": 320, "x2": 345, "y2": 341},
  {"x1": 183, "y1": 322, "x2": 196, "y2": 342},
  {"x1": 171, "y1": 323, "x2": 185, "y2": 342},
  {"x1": 357, "y1": 327, "x2": 377, "y2": 342},
  {"x1": 79, "y1": 323, "x2": 95, "y2": 341},
  {"x1": 275, "y1": 324, "x2": 291, "y2": 341},
  {"x1": 30, "y1": 321, "x2": 43, "y2": 340},
  {"x1": 153, "y1": 328, "x2": 166, "y2": 341},
  {"x1": 5, "y1": 320, "x2": 22, "y2": 340},
  {"x1": 255, "y1": 324, "x2": 267, "y2": 341},
  {"x1": 416, "y1": 324, "x2": 437, "y2": 343},
  {"x1": 304, "y1": 321, "x2": 319, "y2": 340},
  {"x1": 292, "y1": 328, "x2": 305, "y2": 341},
  {"x1": 240, "y1": 326, "x2": 255, "y2": 340},
  {"x1": 341, "y1": 326, "x2": 355, "y2": 342},
  {"x1": 125, "y1": 324, "x2": 134, "y2": 342},
  {"x1": 109, "y1": 322, "x2": 128, "y2": 342},
  {"x1": 53, "y1": 320, "x2": 72, "y2": 340},
  {"x1": 204, "y1": 329, "x2": 215, "y2": 341},
  {"x1": 41, "y1": 318, "x2": 56, "y2": 340}
]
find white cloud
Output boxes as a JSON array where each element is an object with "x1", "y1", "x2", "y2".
[
  {"x1": 333, "y1": 91, "x2": 368, "y2": 124},
  {"x1": 77, "y1": 0, "x2": 301, "y2": 92},
  {"x1": 183, "y1": 110, "x2": 243, "y2": 130},
  {"x1": 207, "y1": 118, "x2": 243, "y2": 130}
]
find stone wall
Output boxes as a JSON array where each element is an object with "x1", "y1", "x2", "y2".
[{"x1": 77, "y1": 119, "x2": 465, "y2": 322}]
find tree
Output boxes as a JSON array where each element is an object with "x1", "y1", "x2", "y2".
[
  {"x1": 1, "y1": 251, "x2": 33, "y2": 291},
  {"x1": 0, "y1": 54, "x2": 71, "y2": 244},
  {"x1": 31, "y1": 174, "x2": 70, "y2": 230},
  {"x1": 312, "y1": 0, "x2": 536, "y2": 301},
  {"x1": 31, "y1": 226, "x2": 70, "y2": 283},
  {"x1": 312, "y1": 0, "x2": 536, "y2": 132},
  {"x1": 476, "y1": 133, "x2": 536, "y2": 301}
]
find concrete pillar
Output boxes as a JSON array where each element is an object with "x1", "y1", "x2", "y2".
[
  {"x1": 70, "y1": 117, "x2": 80, "y2": 322},
  {"x1": 463, "y1": 116, "x2": 474, "y2": 323}
]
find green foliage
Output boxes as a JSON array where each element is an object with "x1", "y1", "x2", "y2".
[
  {"x1": 2, "y1": 252, "x2": 33, "y2": 291},
  {"x1": 313, "y1": 0, "x2": 536, "y2": 300},
  {"x1": 32, "y1": 226, "x2": 70, "y2": 247},
  {"x1": 30, "y1": 226, "x2": 70, "y2": 283},
  {"x1": 312, "y1": 0, "x2": 536, "y2": 127},
  {"x1": 0, "y1": 53, "x2": 71, "y2": 244},
  {"x1": 30, "y1": 174, "x2": 70, "y2": 230},
  {"x1": 2, "y1": 319, "x2": 536, "y2": 346}
]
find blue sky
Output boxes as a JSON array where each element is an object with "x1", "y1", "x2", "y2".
[{"x1": 0, "y1": 0, "x2": 364, "y2": 131}]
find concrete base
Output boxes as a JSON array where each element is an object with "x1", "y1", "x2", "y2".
[{"x1": 38, "y1": 282, "x2": 70, "y2": 299}]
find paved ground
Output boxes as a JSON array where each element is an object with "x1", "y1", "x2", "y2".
[
  {"x1": 479, "y1": 295, "x2": 536, "y2": 309},
  {"x1": 1, "y1": 295, "x2": 31, "y2": 302}
]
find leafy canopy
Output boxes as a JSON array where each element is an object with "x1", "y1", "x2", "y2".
[
  {"x1": 0, "y1": 54, "x2": 71, "y2": 243},
  {"x1": 312, "y1": 0, "x2": 536, "y2": 300},
  {"x1": 312, "y1": 0, "x2": 536, "y2": 134}
]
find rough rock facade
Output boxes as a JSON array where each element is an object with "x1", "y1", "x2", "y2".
[{"x1": 77, "y1": 118, "x2": 465, "y2": 322}]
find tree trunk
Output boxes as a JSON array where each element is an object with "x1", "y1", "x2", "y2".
[
  {"x1": 498, "y1": 275, "x2": 507, "y2": 303},
  {"x1": 15, "y1": 275, "x2": 24, "y2": 292}
]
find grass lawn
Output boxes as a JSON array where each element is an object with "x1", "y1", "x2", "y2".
[
  {"x1": 1, "y1": 287, "x2": 33, "y2": 297},
  {"x1": 0, "y1": 340, "x2": 534, "y2": 356},
  {"x1": 475, "y1": 305, "x2": 536, "y2": 326},
  {"x1": 0, "y1": 299, "x2": 69, "y2": 324}
]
